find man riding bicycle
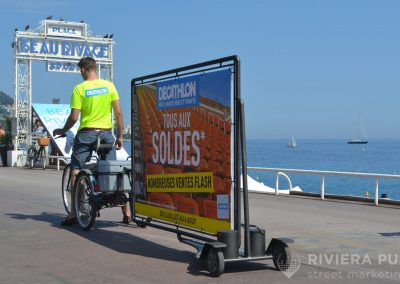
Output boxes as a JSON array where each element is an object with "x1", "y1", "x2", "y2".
[{"x1": 54, "y1": 57, "x2": 131, "y2": 226}]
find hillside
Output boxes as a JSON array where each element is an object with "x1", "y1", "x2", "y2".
[{"x1": 0, "y1": 91, "x2": 13, "y2": 105}]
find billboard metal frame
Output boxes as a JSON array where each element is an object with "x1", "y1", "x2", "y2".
[{"x1": 131, "y1": 56, "x2": 293, "y2": 277}]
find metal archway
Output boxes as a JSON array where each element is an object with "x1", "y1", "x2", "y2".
[{"x1": 12, "y1": 19, "x2": 114, "y2": 150}]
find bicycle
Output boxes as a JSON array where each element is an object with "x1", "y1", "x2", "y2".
[
  {"x1": 61, "y1": 163, "x2": 72, "y2": 214},
  {"x1": 27, "y1": 134, "x2": 50, "y2": 169},
  {"x1": 60, "y1": 133, "x2": 94, "y2": 215},
  {"x1": 61, "y1": 154, "x2": 96, "y2": 215},
  {"x1": 63, "y1": 142, "x2": 132, "y2": 230}
]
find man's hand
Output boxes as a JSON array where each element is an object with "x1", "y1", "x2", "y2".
[
  {"x1": 53, "y1": 128, "x2": 64, "y2": 136},
  {"x1": 115, "y1": 137, "x2": 123, "y2": 150},
  {"x1": 53, "y1": 109, "x2": 79, "y2": 137}
]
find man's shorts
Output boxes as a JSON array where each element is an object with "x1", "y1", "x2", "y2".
[{"x1": 70, "y1": 130, "x2": 115, "y2": 170}]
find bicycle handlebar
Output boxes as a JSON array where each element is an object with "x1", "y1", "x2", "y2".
[{"x1": 54, "y1": 134, "x2": 67, "y2": 139}]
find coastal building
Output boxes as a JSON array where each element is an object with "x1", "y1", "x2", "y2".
[{"x1": 122, "y1": 124, "x2": 131, "y2": 140}]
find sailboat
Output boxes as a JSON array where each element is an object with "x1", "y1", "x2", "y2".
[
  {"x1": 288, "y1": 136, "x2": 297, "y2": 148},
  {"x1": 347, "y1": 115, "x2": 368, "y2": 144}
]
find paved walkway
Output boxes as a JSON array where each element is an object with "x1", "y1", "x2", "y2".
[{"x1": 0, "y1": 167, "x2": 399, "y2": 283}]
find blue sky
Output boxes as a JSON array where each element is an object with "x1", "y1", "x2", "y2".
[{"x1": 0, "y1": 0, "x2": 399, "y2": 139}]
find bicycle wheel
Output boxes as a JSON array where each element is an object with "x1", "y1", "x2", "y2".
[
  {"x1": 27, "y1": 147, "x2": 36, "y2": 169},
  {"x1": 38, "y1": 147, "x2": 47, "y2": 170},
  {"x1": 74, "y1": 171, "x2": 96, "y2": 231},
  {"x1": 61, "y1": 164, "x2": 72, "y2": 214}
]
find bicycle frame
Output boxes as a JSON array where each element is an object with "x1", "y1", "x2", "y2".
[{"x1": 27, "y1": 134, "x2": 48, "y2": 169}]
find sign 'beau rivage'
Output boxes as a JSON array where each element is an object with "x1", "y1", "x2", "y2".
[{"x1": 14, "y1": 19, "x2": 113, "y2": 73}]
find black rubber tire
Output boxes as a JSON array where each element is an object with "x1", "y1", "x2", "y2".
[
  {"x1": 27, "y1": 147, "x2": 36, "y2": 169},
  {"x1": 206, "y1": 247, "x2": 225, "y2": 277},
  {"x1": 39, "y1": 148, "x2": 46, "y2": 170},
  {"x1": 272, "y1": 243, "x2": 291, "y2": 271},
  {"x1": 74, "y1": 171, "x2": 96, "y2": 231},
  {"x1": 134, "y1": 219, "x2": 147, "y2": 228},
  {"x1": 61, "y1": 164, "x2": 72, "y2": 214}
]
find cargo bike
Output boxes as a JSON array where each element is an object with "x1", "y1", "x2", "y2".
[
  {"x1": 61, "y1": 143, "x2": 132, "y2": 231},
  {"x1": 61, "y1": 56, "x2": 293, "y2": 277}
]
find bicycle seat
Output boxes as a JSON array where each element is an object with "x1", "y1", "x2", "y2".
[{"x1": 95, "y1": 144, "x2": 113, "y2": 160}]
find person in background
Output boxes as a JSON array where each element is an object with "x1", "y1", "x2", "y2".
[
  {"x1": 53, "y1": 57, "x2": 131, "y2": 226},
  {"x1": 0, "y1": 125, "x2": 6, "y2": 165},
  {"x1": 0, "y1": 125, "x2": 5, "y2": 137},
  {"x1": 33, "y1": 119, "x2": 45, "y2": 134}
]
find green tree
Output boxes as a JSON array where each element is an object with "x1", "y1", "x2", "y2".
[
  {"x1": 0, "y1": 91, "x2": 13, "y2": 105},
  {"x1": 0, "y1": 117, "x2": 12, "y2": 147}
]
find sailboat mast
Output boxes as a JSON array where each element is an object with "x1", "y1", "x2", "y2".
[
  {"x1": 347, "y1": 115, "x2": 368, "y2": 144},
  {"x1": 359, "y1": 115, "x2": 368, "y2": 140}
]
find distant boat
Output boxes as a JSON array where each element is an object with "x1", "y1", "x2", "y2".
[
  {"x1": 347, "y1": 115, "x2": 368, "y2": 144},
  {"x1": 288, "y1": 136, "x2": 297, "y2": 148}
]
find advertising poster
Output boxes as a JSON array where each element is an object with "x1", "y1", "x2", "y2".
[
  {"x1": 33, "y1": 103, "x2": 129, "y2": 160},
  {"x1": 33, "y1": 103, "x2": 78, "y2": 157},
  {"x1": 134, "y1": 69, "x2": 233, "y2": 234}
]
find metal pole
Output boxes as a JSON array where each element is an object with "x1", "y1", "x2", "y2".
[
  {"x1": 275, "y1": 172, "x2": 279, "y2": 195},
  {"x1": 239, "y1": 98, "x2": 250, "y2": 257},
  {"x1": 28, "y1": 59, "x2": 32, "y2": 147},
  {"x1": 321, "y1": 175, "x2": 325, "y2": 200},
  {"x1": 374, "y1": 178, "x2": 379, "y2": 205},
  {"x1": 13, "y1": 57, "x2": 18, "y2": 150},
  {"x1": 233, "y1": 58, "x2": 241, "y2": 247},
  {"x1": 109, "y1": 42, "x2": 114, "y2": 82}
]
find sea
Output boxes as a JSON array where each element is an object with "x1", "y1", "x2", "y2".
[
  {"x1": 124, "y1": 139, "x2": 400, "y2": 200},
  {"x1": 247, "y1": 139, "x2": 400, "y2": 200}
]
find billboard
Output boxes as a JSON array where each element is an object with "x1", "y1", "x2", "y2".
[
  {"x1": 32, "y1": 103, "x2": 129, "y2": 160},
  {"x1": 33, "y1": 103, "x2": 78, "y2": 157},
  {"x1": 133, "y1": 69, "x2": 233, "y2": 234}
]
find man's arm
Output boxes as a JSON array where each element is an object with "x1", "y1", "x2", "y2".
[
  {"x1": 53, "y1": 108, "x2": 80, "y2": 136},
  {"x1": 112, "y1": 100, "x2": 123, "y2": 150}
]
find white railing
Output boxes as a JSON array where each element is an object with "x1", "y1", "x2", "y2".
[
  {"x1": 17, "y1": 153, "x2": 69, "y2": 170},
  {"x1": 247, "y1": 167, "x2": 400, "y2": 205}
]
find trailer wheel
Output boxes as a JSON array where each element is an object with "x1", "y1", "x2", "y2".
[
  {"x1": 206, "y1": 247, "x2": 224, "y2": 277},
  {"x1": 135, "y1": 219, "x2": 147, "y2": 228},
  {"x1": 272, "y1": 243, "x2": 291, "y2": 271}
]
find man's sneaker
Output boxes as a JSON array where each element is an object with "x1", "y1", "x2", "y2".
[{"x1": 122, "y1": 216, "x2": 131, "y2": 224}]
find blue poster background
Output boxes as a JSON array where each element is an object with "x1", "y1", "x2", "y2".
[{"x1": 156, "y1": 69, "x2": 231, "y2": 110}]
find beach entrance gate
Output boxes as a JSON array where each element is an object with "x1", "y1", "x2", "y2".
[
  {"x1": 131, "y1": 56, "x2": 292, "y2": 277},
  {"x1": 12, "y1": 19, "x2": 114, "y2": 150}
]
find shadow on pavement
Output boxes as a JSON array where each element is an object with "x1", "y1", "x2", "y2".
[
  {"x1": 379, "y1": 232, "x2": 400, "y2": 237},
  {"x1": 7, "y1": 211, "x2": 276, "y2": 276},
  {"x1": 187, "y1": 260, "x2": 275, "y2": 277}
]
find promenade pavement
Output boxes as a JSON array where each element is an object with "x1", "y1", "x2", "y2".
[{"x1": 0, "y1": 166, "x2": 399, "y2": 283}]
